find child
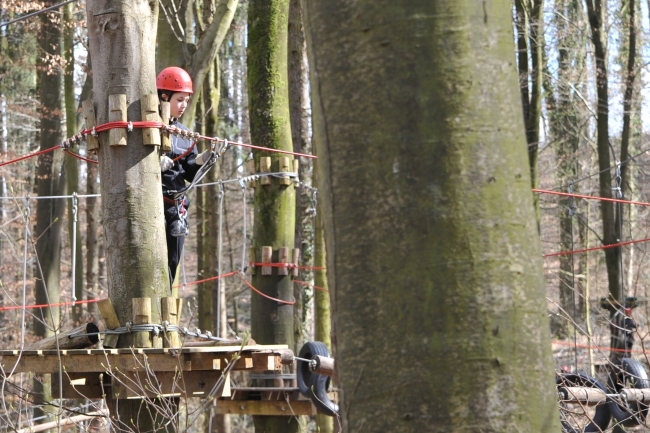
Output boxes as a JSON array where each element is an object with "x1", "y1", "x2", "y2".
[{"x1": 157, "y1": 66, "x2": 210, "y2": 290}]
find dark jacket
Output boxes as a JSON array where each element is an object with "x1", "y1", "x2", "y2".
[{"x1": 162, "y1": 120, "x2": 200, "y2": 202}]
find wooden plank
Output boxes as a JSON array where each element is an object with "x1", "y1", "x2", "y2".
[
  {"x1": 189, "y1": 351, "x2": 280, "y2": 372},
  {"x1": 108, "y1": 94, "x2": 127, "y2": 146},
  {"x1": 161, "y1": 101, "x2": 171, "y2": 151},
  {"x1": 246, "y1": 159, "x2": 256, "y2": 188},
  {"x1": 262, "y1": 246, "x2": 272, "y2": 276},
  {"x1": 81, "y1": 98, "x2": 99, "y2": 152},
  {"x1": 278, "y1": 157, "x2": 291, "y2": 185},
  {"x1": 0, "y1": 344, "x2": 288, "y2": 356},
  {"x1": 162, "y1": 297, "x2": 182, "y2": 348},
  {"x1": 249, "y1": 248, "x2": 256, "y2": 275},
  {"x1": 278, "y1": 247, "x2": 289, "y2": 276},
  {"x1": 213, "y1": 399, "x2": 316, "y2": 416},
  {"x1": 140, "y1": 94, "x2": 161, "y2": 146},
  {"x1": 260, "y1": 157, "x2": 271, "y2": 185},
  {"x1": 0, "y1": 352, "x2": 191, "y2": 374},
  {"x1": 98, "y1": 298, "x2": 121, "y2": 348}
]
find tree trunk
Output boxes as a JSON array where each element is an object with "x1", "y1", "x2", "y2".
[
  {"x1": 85, "y1": 1, "x2": 171, "y2": 429},
  {"x1": 514, "y1": 0, "x2": 543, "y2": 228},
  {"x1": 302, "y1": 1, "x2": 561, "y2": 431},
  {"x1": 248, "y1": 0, "x2": 298, "y2": 431},
  {"x1": 34, "y1": 1, "x2": 65, "y2": 425},
  {"x1": 314, "y1": 207, "x2": 333, "y2": 433},
  {"x1": 63, "y1": 1, "x2": 84, "y2": 325},
  {"x1": 584, "y1": 0, "x2": 624, "y2": 363},
  {"x1": 288, "y1": 0, "x2": 312, "y2": 359}
]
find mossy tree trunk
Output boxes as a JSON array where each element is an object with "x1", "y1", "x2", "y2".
[
  {"x1": 34, "y1": 0, "x2": 65, "y2": 424},
  {"x1": 302, "y1": 1, "x2": 561, "y2": 431},
  {"x1": 314, "y1": 207, "x2": 333, "y2": 433},
  {"x1": 85, "y1": 1, "x2": 171, "y2": 429},
  {"x1": 248, "y1": 0, "x2": 298, "y2": 432}
]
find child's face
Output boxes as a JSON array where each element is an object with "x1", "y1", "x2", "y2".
[{"x1": 169, "y1": 92, "x2": 191, "y2": 119}]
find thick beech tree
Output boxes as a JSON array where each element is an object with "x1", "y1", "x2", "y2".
[
  {"x1": 85, "y1": 0, "x2": 170, "y2": 429},
  {"x1": 302, "y1": 1, "x2": 561, "y2": 431}
]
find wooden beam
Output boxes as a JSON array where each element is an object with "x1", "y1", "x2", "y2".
[
  {"x1": 213, "y1": 399, "x2": 316, "y2": 416},
  {"x1": 108, "y1": 94, "x2": 127, "y2": 146},
  {"x1": 140, "y1": 94, "x2": 161, "y2": 146},
  {"x1": 26, "y1": 323, "x2": 99, "y2": 351},
  {"x1": 161, "y1": 101, "x2": 171, "y2": 151},
  {"x1": 98, "y1": 298, "x2": 120, "y2": 348},
  {"x1": 82, "y1": 98, "x2": 99, "y2": 152},
  {"x1": 0, "y1": 346, "x2": 289, "y2": 374}
]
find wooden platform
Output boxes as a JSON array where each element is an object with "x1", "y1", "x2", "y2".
[{"x1": 0, "y1": 345, "x2": 292, "y2": 400}]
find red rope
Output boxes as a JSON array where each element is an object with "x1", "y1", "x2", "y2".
[
  {"x1": 543, "y1": 236, "x2": 650, "y2": 258},
  {"x1": 293, "y1": 279, "x2": 328, "y2": 292},
  {"x1": 533, "y1": 188, "x2": 650, "y2": 207},
  {"x1": 0, "y1": 298, "x2": 101, "y2": 312},
  {"x1": 0, "y1": 145, "x2": 60, "y2": 168},
  {"x1": 171, "y1": 140, "x2": 197, "y2": 162},
  {"x1": 236, "y1": 272, "x2": 296, "y2": 305},
  {"x1": 65, "y1": 149, "x2": 98, "y2": 165},
  {"x1": 173, "y1": 271, "x2": 238, "y2": 289}
]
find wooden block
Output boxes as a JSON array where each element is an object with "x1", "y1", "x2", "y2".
[
  {"x1": 108, "y1": 94, "x2": 127, "y2": 146},
  {"x1": 140, "y1": 94, "x2": 161, "y2": 146},
  {"x1": 213, "y1": 400, "x2": 315, "y2": 416},
  {"x1": 246, "y1": 159, "x2": 256, "y2": 188},
  {"x1": 262, "y1": 246, "x2": 272, "y2": 276},
  {"x1": 292, "y1": 248, "x2": 300, "y2": 277},
  {"x1": 160, "y1": 101, "x2": 171, "y2": 152},
  {"x1": 248, "y1": 248, "x2": 256, "y2": 275},
  {"x1": 279, "y1": 157, "x2": 291, "y2": 185},
  {"x1": 162, "y1": 297, "x2": 182, "y2": 348},
  {"x1": 82, "y1": 98, "x2": 99, "y2": 152},
  {"x1": 278, "y1": 247, "x2": 289, "y2": 276},
  {"x1": 132, "y1": 298, "x2": 152, "y2": 348},
  {"x1": 98, "y1": 298, "x2": 120, "y2": 348},
  {"x1": 260, "y1": 157, "x2": 271, "y2": 185}
]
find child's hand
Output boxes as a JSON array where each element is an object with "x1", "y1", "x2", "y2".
[{"x1": 161, "y1": 155, "x2": 174, "y2": 172}]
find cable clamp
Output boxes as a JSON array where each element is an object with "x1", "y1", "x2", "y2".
[
  {"x1": 125, "y1": 322, "x2": 132, "y2": 333},
  {"x1": 91, "y1": 127, "x2": 98, "y2": 137},
  {"x1": 127, "y1": 121, "x2": 134, "y2": 132}
]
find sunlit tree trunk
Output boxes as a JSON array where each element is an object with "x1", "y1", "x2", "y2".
[
  {"x1": 303, "y1": 1, "x2": 561, "y2": 431},
  {"x1": 63, "y1": 1, "x2": 84, "y2": 325},
  {"x1": 85, "y1": 0, "x2": 172, "y2": 429}
]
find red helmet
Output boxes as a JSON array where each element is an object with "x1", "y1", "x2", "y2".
[{"x1": 156, "y1": 67, "x2": 193, "y2": 94}]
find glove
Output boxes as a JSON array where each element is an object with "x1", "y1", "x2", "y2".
[
  {"x1": 160, "y1": 155, "x2": 174, "y2": 172},
  {"x1": 195, "y1": 150, "x2": 211, "y2": 166}
]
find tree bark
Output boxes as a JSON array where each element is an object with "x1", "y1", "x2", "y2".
[
  {"x1": 302, "y1": 1, "x2": 561, "y2": 431},
  {"x1": 249, "y1": 0, "x2": 298, "y2": 431},
  {"x1": 34, "y1": 1, "x2": 65, "y2": 425},
  {"x1": 85, "y1": 0, "x2": 171, "y2": 429},
  {"x1": 584, "y1": 0, "x2": 624, "y2": 362},
  {"x1": 63, "y1": 1, "x2": 84, "y2": 325}
]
